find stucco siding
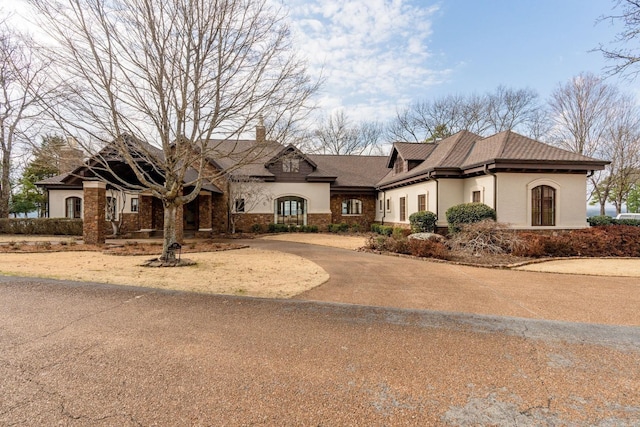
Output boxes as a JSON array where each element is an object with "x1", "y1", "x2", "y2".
[
  {"x1": 239, "y1": 182, "x2": 331, "y2": 214},
  {"x1": 497, "y1": 172, "x2": 588, "y2": 229},
  {"x1": 375, "y1": 183, "x2": 437, "y2": 225},
  {"x1": 48, "y1": 189, "x2": 84, "y2": 218},
  {"x1": 437, "y1": 179, "x2": 464, "y2": 226},
  {"x1": 463, "y1": 175, "x2": 495, "y2": 207}
]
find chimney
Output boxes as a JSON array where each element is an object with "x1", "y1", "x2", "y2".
[{"x1": 256, "y1": 115, "x2": 266, "y2": 143}]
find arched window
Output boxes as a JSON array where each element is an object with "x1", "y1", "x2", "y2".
[
  {"x1": 341, "y1": 199, "x2": 362, "y2": 215},
  {"x1": 531, "y1": 185, "x2": 555, "y2": 226},
  {"x1": 65, "y1": 197, "x2": 82, "y2": 219},
  {"x1": 275, "y1": 196, "x2": 307, "y2": 225}
]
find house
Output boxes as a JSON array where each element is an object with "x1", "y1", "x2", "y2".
[{"x1": 37, "y1": 126, "x2": 608, "y2": 243}]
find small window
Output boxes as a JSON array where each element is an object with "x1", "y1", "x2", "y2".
[
  {"x1": 379, "y1": 199, "x2": 383, "y2": 212},
  {"x1": 342, "y1": 199, "x2": 362, "y2": 215},
  {"x1": 418, "y1": 194, "x2": 426, "y2": 212},
  {"x1": 472, "y1": 191, "x2": 481, "y2": 203},
  {"x1": 386, "y1": 198, "x2": 391, "y2": 212},
  {"x1": 131, "y1": 198, "x2": 139, "y2": 212},
  {"x1": 282, "y1": 157, "x2": 300, "y2": 173},
  {"x1": 235, "y1": 198, "x2": 245, "y2": 213},
  {"x1": 106, "y1": 196, "x2": 117, "y2": 221},
  {"x1": 65, "y1": 197, "x2": 82, "y2": 219},
  {"x1": 400, "y1": 197, "x2": 406, "y2": 221}
]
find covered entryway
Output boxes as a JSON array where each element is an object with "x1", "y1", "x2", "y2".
[{"x1": 275, "y1": 196, "x2": 307, "y2": 226}]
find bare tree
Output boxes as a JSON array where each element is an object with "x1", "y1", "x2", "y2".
[
  {"x1": 548, "y1": 73, "x2": 637, "y2": 214},
  {"x1": 596, "y1": 0, "x2": 640, "y2": 79},
  {"x1": 387, "y1": 87, "x2": 541, "y2": 143},
  {"x1": 486, "y1": 86, "x2": 540, "y2": 134},
  {"x1": 227, "y1": 175, "x2": 272, "y2": 234},
  {"x1": 28, "y1": 0, "x2": 317, "y2": 261},
  {"x1": 311, "y1": 110, "x2": 383, "y2": 155},
  {"x1": 0, "y1": 19, "x2": 49, "y2": 218},
  {"x1": 548, "y1": 73, "x2": 619, "y2": 158},
  {"x1": 604, "y1": 98, "x2": 640, "y2": 214}
]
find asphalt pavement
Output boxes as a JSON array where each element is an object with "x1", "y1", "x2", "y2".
[{"x1": 1, "y1": 275, "x2": 639, "y2": 426}]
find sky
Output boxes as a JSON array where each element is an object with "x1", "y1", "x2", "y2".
[
  {"x1": 3, "y1": 0, "x2": 630, "y2": 124},
  {"x1": 286, "y1": 0, "x2": 630, "y2": 122}
]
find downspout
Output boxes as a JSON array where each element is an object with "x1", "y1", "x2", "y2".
[
  {"x1": 428, "y1": 171, "x2": 439, "y2": 226},
  {"x1": 380, "y1": 191, "x2": 385, "y2": 225},
  {"x1": 484, "y1": 164, "x2": 497, "y2": 217}
]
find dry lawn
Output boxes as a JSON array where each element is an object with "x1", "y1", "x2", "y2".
[
  {"x1": 0, "y1": 248, "x2": 328, "y2": 298},
  {"x1": 515, "y1": 258, "x2": 640, "y2": 277},
  {"x1": 259, "y1": 233, "x2": 367, "y2": 250}
]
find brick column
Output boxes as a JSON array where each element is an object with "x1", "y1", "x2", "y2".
[
  {"x1": 83, "y1": 181, "x2": 106, "y2": 245},
  {"x1": 139, "y1": 194, "x2": 154, "y2": 230},
  {"x1": 198, "y1": 192, "x2": 212, "y2": 230}
]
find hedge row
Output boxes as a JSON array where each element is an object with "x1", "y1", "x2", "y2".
[
  {"x1": 0, "y1": 218, "x2": 83, "y2": 235},
  {"x1": 265, "y1": 223, "x2": 319, "y2": 233},
  {"x1": 515, "y1": 226, "x2": 640, "y2": 257},
  {"x1": 587, "y1": 215, "x2": 640, "y2": 227}
]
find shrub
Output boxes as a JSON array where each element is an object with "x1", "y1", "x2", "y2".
[
  {"x1": 406, "y1": 239, "x2": 450, "y2": 260},
  {"x1": 587, "y1": 215, "x2": 614, "y2": 226},
  {"x1": 448, "y1": 220, "x2": 524, "y2": 255},
  {"x1": 267, "y1": 223, "x2": 289, "y2": 233},
  {"x1": 0, "y1": 218, "x2": 83, "y2": 235},
  {"x1": 446, "y1": 203, "x2": 496, "y2": 233},
  {"x1": 251, "y1": 223, "x2": 263, "y2": 233},
  {"x1": 327, "y1": 223, "x2": 349, "y2": 233},
  {"x1": 379, "y1": 225, "x2": 393, "y2": 236},
  {"x1": 409, "y1": 210, "x2": 437, "y2": 233},
  {"x1": 371, "y1": 223, "x2": 381, "y2": 233},
  {"x1": 514, "y1": 226, "x2": 640, "y2": 258}
]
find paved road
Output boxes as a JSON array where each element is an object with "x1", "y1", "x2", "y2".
[
  {"x1": 1, "y1": 276, "x2": 639, "y2": 426},
  {"x1": 245, "y1": 239, "x2": 640, "y2": 327}
]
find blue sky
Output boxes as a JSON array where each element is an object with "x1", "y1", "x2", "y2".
[
  {"x1": 287, "y1": 0, "x2": 629, "y2": 121},
  {"x1": 5, "y1": 0, "x2": 629, "y2": 124}
]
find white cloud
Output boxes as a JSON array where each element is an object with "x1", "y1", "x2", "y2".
[{"x1": 287, "y1": 0, "x2": 448, "y2": 121}]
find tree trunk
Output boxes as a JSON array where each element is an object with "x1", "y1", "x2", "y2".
[
  {"x1": 161, "y1": 202, "x2": 178, "y2": 261},
  {"x1": 0, "y1": 150, "x2": 10, "y2": 218},
  {"x1": 599, "y1": 202, "x2": 606, "y2": 216}
]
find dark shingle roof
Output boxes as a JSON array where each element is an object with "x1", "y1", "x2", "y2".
[{"x1": 308, "y1": 155, "x2": 389, "y2": 187}]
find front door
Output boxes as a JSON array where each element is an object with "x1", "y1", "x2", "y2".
[{"x1": 184, "y1": 199, "x2": 199, "y2": 230}]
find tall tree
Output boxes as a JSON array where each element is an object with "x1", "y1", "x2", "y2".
[
  {"x1": 596, "y1": 0, "x2": 640, "y2": 78},
  {"x1": 0, "y1": 18, "x2": 49, "y2": 218},
  {"x1": 548, "y1": 73, "x2": 637, "y2": 214},
  {"x1": 28, "y1": 0, "x2": 317, "y2": 261},
  {"x1": 311, "y1": 110, "x2": 383, "y2": 155},
  {"x1": 387, "y1": 86, "x2": 541, "y2": 142}
]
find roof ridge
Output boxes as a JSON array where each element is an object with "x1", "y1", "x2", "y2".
[{"x1": 434, "y1": 132, "x2": 464, "y2": 167}]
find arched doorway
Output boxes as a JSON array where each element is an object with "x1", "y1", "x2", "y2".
[{"x1": 275, "y1": 196, "x2": 307, "y2": 226}]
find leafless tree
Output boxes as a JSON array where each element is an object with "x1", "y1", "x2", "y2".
[
  {"x1": 548, "y1": 73, "x2": 619, "y2": 158},
  {"x1": 603, "y1": 98, "x2": 640, "y2": 214},
  {"x1": 548, "y1": 73, "x2": 639, "y2": 214},
  {"x1": 311, "y1": 110, "x2": 383, "y2": 155},
  {"x1": 227, "y1": 175, "x2": 272, "y2": 234},
  {"x1": 0, "y1": 18, "x2": 49, "y2": 218},
  {"x1": 485, "y1": 86, "x2": 540, "y2": 134},
  {"x1": 387, "y1": 87, "x2": 541, "y2": 142},
  {"x1": 28, "y1": 0, "x2": 317, "y2": 261},
  {"x1": 596, "y1": 0, "x2": 640, "y2": 79}
]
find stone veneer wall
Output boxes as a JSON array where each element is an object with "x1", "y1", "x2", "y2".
[
  {"x1": 139, "y1": 195, "x2": 154, "y2": 229},
  {"x1": 330, "y1": 194, "x2": 377, "y2": 229},
  {"x1": 83, "y1": 181, "x2": 106, "y2": 244},
  {"x1": 103, "y1": 213, "x2": 139, "y2": 235},
  {"x1": 232, "y1": 213, "x2": 274, "y2": 232},
  {"x1": 307, "y1": 213, "x2": 332, "y2": 231}
]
